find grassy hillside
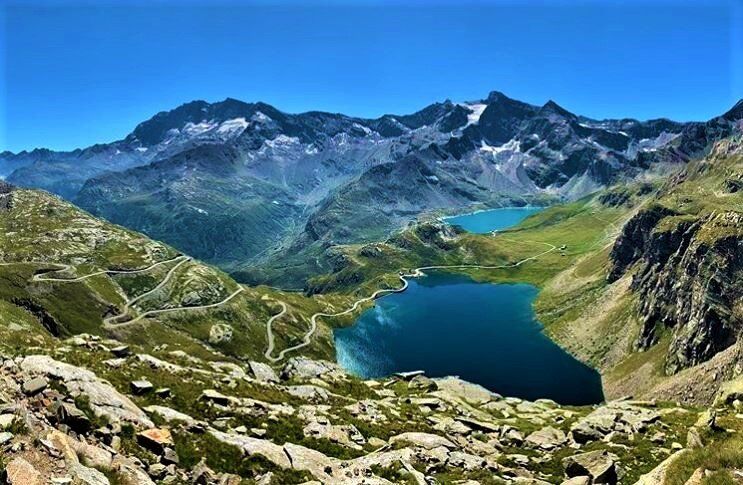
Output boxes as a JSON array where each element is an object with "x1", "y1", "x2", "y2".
[{"x1": 0, "y1": 188, "x2": 353, "y2": 364}]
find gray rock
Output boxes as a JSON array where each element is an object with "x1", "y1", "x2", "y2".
[
  {"x1": 525, "y1": 426, "x2": 567, "y2": 450},
  {"x1": 389, "y1": 432, "x2": 456, "y2": 450},
  {"x1": 22, "y1": 376, "x2": 48, "y2": 395},
  {"x1": 162, "y1": 447, "x2": 179, "y2": 465},
  {"x1": 687, "y1": 427, "x2": 704, "y2": 448},
  {"x1": 563, "y1": 450, "x2": 618, "y2": 484},
  {"x1": 281, "y1": 358, "x2": 340, "y2": 381},
  {"x1": 53, "y1": 401, "x2": 91, "y2": 432},
  {"x1": 144, "y1": 405, "x2": 197, "y2": 426},
  {"x1": 192, "y1": 458, "x2": 217, "y2": 484},
  {"x1": 154, "y1": 388, "x2": 171, "y2": 398},
  {"x1": 248, "y1": 361, "x2": 279, "y2": 383},
  {"x1": 0, "y1": 414, "x2": 16, "y2": 430},
  {"x1": 130, "y1": 379, "x2": 154, "y2": 395},
  {"x1": 209, "y1": 430, "x2": 291, "y2": 468},
  {"x1": 20, "y1": 357, "x2": 153, "y2": 427},
  {"x1": 201, "y1": 389, "x2": 238, "y2": 406},
  {"x1": 69, "y1": 463, "x2": 111, "y2": 485},
  {"x1": 435, "y1": 376, "x2": 498, "y2": 404},
  {"x1": 408, "y1": 375, "x2": 438, "y2": 392},
  {"x1": 447, "y1": 451, "x2": 487, "y2": 471},
  {"x1": 110, "y1": 345, "x2": 130, "y2": 357},
  {"x1": 286, "y1": 385, "x2": 330, "y2": 402},
  {"x1": 208, "y1": 324, "x2": 233, "y2": 345}
]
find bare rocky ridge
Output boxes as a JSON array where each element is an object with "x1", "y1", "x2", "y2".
[{"x1": 608, "y1": 189, "x2": 742, "y2": 374}]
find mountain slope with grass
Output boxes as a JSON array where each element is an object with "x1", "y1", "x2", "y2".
[{"x1": 0, "y1": 184, "x2": 356, "y2": 364}]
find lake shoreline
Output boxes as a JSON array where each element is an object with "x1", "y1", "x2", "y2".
[{"x1": 334, "y1": 207, "x2": 604, "y2": 406}]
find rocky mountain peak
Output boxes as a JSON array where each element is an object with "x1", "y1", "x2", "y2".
[
  {"x1": 722, "y1": 98, "x2": 743, "y2": 121},
  {"x1": 539, "y1": 99, "x2": 576, "y2": 119}
]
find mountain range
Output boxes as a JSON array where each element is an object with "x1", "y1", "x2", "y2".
[{"x1": 3, "y1": 91, "x2": 742, "y2": 287}]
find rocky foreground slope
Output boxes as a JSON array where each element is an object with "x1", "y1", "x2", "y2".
[{"x1": 1, "y1": 332, "x2": 732, "y2": 485}]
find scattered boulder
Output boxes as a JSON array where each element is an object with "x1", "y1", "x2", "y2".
[
  {"x1": 389, "y1": 432, "x2": 456, "y2": 450},
  {"x1": 248, "y1": 361, "x2": 279, "y2": 383},
  {"x1": 201, "y1": 389, "x2": 238, "y2": 406},
  {"x1": 525, "y1": 426, "x2": 567, "y2": 450},
  {"x1": 281, "y1": 358, "x2": 339, "y2": 381},
  {"x1": 52, "y1": 401, "x2": 92, "y2": 432},
  {"x1": 130, "y1": 379, "x2": 154, "y2": 395},
  {"x1": 22, "y1": 376, "x2": 48, "y2": 395},
  {"x1": 0, "y1": 413, "x2": 16, "y2": 430},
  {"x1": 110, "y1": 345, "x2": 130, "y2": 357},
  {"x1": 208, "y1": 324, "x2": 233, "y2": 345},
  {"x1": 20, "y1": 356, "x2": 154, "y2": 427},
  {"x1": 408, "y1": 375, "x2": 438, "y2": 392},
  {"x1": 303, "y1": 420, "x2": 366, "y2": 449},
  {"x1": 286, "y1": 384, "x2": 330, "y2": 402},
  {"x1": 144, "y1": 405, "x2": 197, "y2": 426},
  {"x1": 687, "y1": 427, "x2": 704, "y2": 448},
  {"x1": 137, "y1": 428, "x2": 174, "y2": 454},
  {"x1": 209, "y1": 431, "x2": 291, "y2": 468},
  {"x1": 434, "y1": 377, "x2": 498, "y2": 404},
  {"x1": 4, "y1": 457, "x2": 43, "y2": 485},
  {"x1": 563, "y1": 450, "x2": 618, "y2": 484}
]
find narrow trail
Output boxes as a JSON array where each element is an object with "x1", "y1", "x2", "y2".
[
  {"x1": 104, "y1": 288, "x2": 245, "y2": 329},
  {"x1": 1, "y1": 254, "x2": 244, "y2": 329},
  {"x1": 264, "y1": 239, "x2": 557, "y2": 363},
  {"x1": 103, "y1": 257, "x2": 192, "y2": 326},
  {"x1": 263, "y1": 300, "x2": 288, "y2": 361},
  {"x1": 31, "y1": 255, "x2": 188, "y2": 282}
]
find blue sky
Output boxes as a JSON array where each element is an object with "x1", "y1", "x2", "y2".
[{"x1": 1, "y1": 0, "x2": 741, "y2": 152}]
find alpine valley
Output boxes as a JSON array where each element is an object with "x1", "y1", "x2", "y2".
[
  {"x1": 0, "y1": 90, "x2": 741, "y2": 485},
  {"x1": 4, "y1": 93, "x2": 741, "y2": 287}
]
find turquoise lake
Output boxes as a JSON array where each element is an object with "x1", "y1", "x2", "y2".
[
  {"x1": 443, "y1": 206, "x2": 543, "y2": 233},
  {"x1": 334, "y1": 207, "x2": 604, "y2": 405}
]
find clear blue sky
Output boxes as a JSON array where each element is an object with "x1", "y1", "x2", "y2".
[{"x1": 1, "y1": 0, "x2": 741, "y2": 152}]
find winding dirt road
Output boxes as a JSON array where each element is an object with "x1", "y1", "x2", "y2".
[
  {"x1": 31, "y1": 255, "x2": 188, "y2": 282},
  {"x1": 103, "y1": 256, "x2": 191, "y2": 326},
  {"x1": 104, "y1": 287, "x2": 245, "y2": 329},
  {"x1": 2, "y1": 254, "x2": 245, "y2": 329},
  {"x1": 264, "y1": 240, "x2": 557, "y2": 362}
]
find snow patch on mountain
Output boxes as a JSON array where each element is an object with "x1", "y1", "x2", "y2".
[
  {"x1": 217, "y1": 117, "x2": 249, "y2": 136},
  {"x1": 251, "y1": 112, "x2": 272, "y2": 123},
  {"x1": 463, "y1": 103, "x2": 487, "y2": 126},
  {"x1": 480, "y1": 139, "x2": 521, "y2": 155},
  {"x1": 183, "y1": 121, "x2": 218, "y2": 136}
]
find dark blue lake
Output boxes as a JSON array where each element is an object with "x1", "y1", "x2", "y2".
[
  {"x1": 443, "y1": 206, "x2": 543, "y2": 233},
  {"x1": 334, "y1": 205, "x2": 603, "y2": 405},
  {"x1": 334, "y1": 273, "x2": 603, "y2": 405}
]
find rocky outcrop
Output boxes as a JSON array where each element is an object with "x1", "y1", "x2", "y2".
[
  {"x1": 608, "y1": 207, "x2": 743, "y2": 374},
  {"x1": 0, "y1": 181, "x2": 13, "y2": 212},
  {"x1": 606, "y1": 205, "x2": 677, "y2": 283},
  {"x1": 20, "y1": 355, "x2": 154, "y2": 427}
]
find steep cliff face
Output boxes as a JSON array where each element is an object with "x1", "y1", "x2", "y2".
[{"x1": 608, "y1": 194, "x2": 742, "y2": 375}]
